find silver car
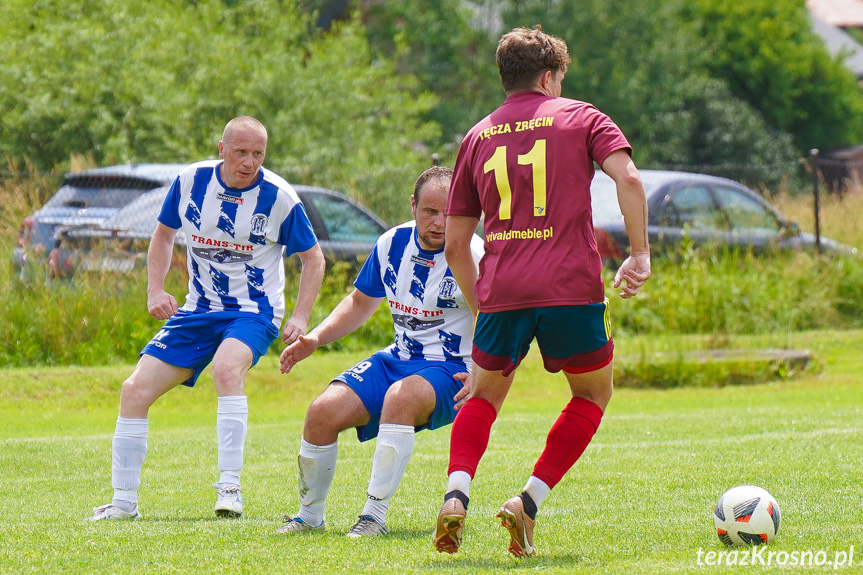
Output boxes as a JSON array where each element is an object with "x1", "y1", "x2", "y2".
[
  {"x1": 14, "y1": 163, "x2": 185, "y2": 278},
  {"x1": 50, "y1": 184, "x2": 388, "y2": 276},
  {"x1": 590, "y1": 170, "x2": 856, "y2": 265}
]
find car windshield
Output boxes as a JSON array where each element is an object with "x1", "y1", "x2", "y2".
[{"x1": 712, "y1": 186, "x2": 780, "y2": 234}]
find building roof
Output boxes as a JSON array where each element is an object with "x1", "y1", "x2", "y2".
[{"x1": 807, "y1": 0, "x2": 863, "y2": 28}]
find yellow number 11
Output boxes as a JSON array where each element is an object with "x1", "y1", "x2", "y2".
[{"x1": 482, "y1": 139, "x2": 547, "y2": 220}]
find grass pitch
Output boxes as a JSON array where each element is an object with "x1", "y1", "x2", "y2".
[{"x1": 2, "y1": 330, "x2": 862, "y2": 574}]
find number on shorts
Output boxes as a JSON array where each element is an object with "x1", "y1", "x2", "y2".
[{"x1": 350, "y1": 361, "x2": 373, "y2": 375}]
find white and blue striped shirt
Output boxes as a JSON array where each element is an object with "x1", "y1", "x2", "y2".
[
  {"x1": 158, "y1": 160, "x2": 318, "y2": 328},
  {"x1": 354, "y1": 221, "x2": 483, "y2": 365}
]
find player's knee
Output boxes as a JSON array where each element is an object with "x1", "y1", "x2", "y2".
[
  {"x1": 382, "y1": 380, "x2": 413, "y2": 410},
  {"x1": 119, "y1": 375, "x2": 154, "y2": 411},
  {"x1": 382, "y1": 379, "x2": 432, "y2": 424},
  {"x1": 304, "y1": 397, "x2": 341, "y2": 434},
  {"x1": 211, "y1": 362, "x2": 245, "y2": 395}
]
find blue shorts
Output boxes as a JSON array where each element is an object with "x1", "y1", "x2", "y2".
[
  {"x1": 141, "y1": 310, "x2": 280, "y2": 387},
  {"x1": 473, "y1": 302, "x2": 613, "y2": 377},
  {"x1": 335, "y1": 350, "x2": 469, "y2": 442}
]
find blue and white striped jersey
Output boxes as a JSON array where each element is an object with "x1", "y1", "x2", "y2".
[
  {"x1": 158, "y1": 160, "x2": 318, "y2": 328},
  {"x1": 354, "y1": 221, "x2": 484, "y2": 364}
]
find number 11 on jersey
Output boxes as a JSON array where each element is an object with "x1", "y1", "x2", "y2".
[{"x1": 482, "y1": 139, "x2": 547, "y2": 220}]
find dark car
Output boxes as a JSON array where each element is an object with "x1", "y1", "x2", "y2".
[
  {"x1": 590, "y1": 170, "x2": 856, "y2": 265},
  {"x1": 14, "y1": 163, "x2": 185, "y2": 278},
  {"x1": 50, "y1": 184, "x2": 388, "y2": 276}
]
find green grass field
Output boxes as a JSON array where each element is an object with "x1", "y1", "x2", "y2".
[{"x1": 2, "y1": 330, "x2": 862, "y2": 574}]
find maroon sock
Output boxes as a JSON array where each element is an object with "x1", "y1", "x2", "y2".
[
  {"x1": 447, "y1": 397, "x2": 497, "y2": 477},
  {"x1": 532, "y1": 397, "x2": 604, "y2": 488}
]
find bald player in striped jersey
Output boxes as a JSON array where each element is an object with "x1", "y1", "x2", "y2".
[{"x1": 88, "y1": 116, "x2": 325, "y2": 521}]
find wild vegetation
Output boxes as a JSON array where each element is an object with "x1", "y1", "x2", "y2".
[
  {"x1": 2, "y1": 0, "x2": 862, "y2": 374},
  {"x1": 2, "y1": 170, "x2": 861, "y2": 371}
]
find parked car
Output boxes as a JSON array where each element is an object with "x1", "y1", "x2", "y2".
[
  {"x1": 50, "y1": 184, "x2": 388, "y2": 276},
  {"x1": 590, "y1": 170, "x2": 856, "y2": 265},
  {"x1": 14, "y1": 163, "x2": 185, "y2": 278}
]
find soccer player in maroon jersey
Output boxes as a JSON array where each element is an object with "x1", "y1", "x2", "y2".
[{"x1": 433, "y1": 26, "x2": 651, "y2": 558}]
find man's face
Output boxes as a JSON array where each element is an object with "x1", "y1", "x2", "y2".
[
  {"x1": 218, "y1": 129, "x2": 267, "y2": 189},
  {"x1": 412, "y1": 181, "x2": 448, "y2": 251}
]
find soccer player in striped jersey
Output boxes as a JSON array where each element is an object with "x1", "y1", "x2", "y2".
[
  {"x1": 434, "y1": 27, "x2": 651, "y2": 557},
  {"x1": 88, "y1": 116, "x2": 326, "y2": 521},
  {"x1": 275, "y1": 166, "x2": 483, "y2": 538}
]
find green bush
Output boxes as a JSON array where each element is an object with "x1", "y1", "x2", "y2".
[
  {"x1": 3, "y1": 241, "x2": 861, "y2": 367},
  {"x1": 0, "y1": 255, "x2": 394, "y2": 367},
  {"x1": 609, "y1": 243, "x2": 862, "y2": 337}
]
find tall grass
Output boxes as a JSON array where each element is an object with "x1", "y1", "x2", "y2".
[
  {"x1": 772, "y1": 182, "x2": 863, "y2": 251},
  {"x1": 2, "y1": 171, "x2": 862, "y2": 367}
]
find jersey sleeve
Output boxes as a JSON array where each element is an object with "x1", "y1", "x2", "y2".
[
  {"x1": 352, "y1": 244, "x2": 386, "y2": 298},
  {"x1": 585, "y1": 106, "x2": 632, "y2": 166},
  {"x1": 157, "y1": 177, "x2": 183, "y2": 229},
  {"x1": 277, "y1": 203, "x2": 318, "y2": 256}
]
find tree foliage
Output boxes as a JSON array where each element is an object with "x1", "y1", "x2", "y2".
[
  {"x1": 497, "y1": 0, "x2": 806, "y2": 186},
  {"x1": 0, "y1": 0, "x2": 439, "y2": 223},
  {"x1": 356, "y1": 0, "x2": 502, "y2": 153},
  {"x1": 2, "y1": 0, "x2": 863, "y2": 205},
  {"x1": 684, "y1": 0, "x2": 863, "y2": 153}
]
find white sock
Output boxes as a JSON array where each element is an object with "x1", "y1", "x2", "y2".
[
  {"x1": 523, "y1": 475, "x2": 551, "y2": 510},
  {"x1": 446, "y1": 470, "x2": 472, "y2": 499},
  {"x1": 217, "y1": 396, "x2": 248, "y2": 486},
  {"x1": 296, "y1": 438, "x2": 337, "y2": 527},
  {"x1": 361, "y1": 423, "x2": 415, "y2": 525},
  {"x1": 112, "y1": 417, "x2": 148, "y2": 511}
]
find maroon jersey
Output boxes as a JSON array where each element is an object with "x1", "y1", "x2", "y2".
[{"x1": 447, "y1": 91, "x2": 631, "y2": 312}]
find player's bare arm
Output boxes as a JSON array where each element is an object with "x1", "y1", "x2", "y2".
[
  {"x1": 282, "y1": 243, "x2": 326, "y2": 344},
  {"x1": 601, "y1": 150, "x2": 651, "y2": 298},
  {"x1": 146, "y1": 222, "x2": 180, "y2": 320},
  {"x1": 444, "y1": 215, "x2": 481, "y2": 316},
  {"x1": 280, "y1": 288, "x2": 383, "y2": 374}
]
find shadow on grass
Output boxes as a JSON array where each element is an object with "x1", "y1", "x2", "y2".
[{"x1": 418, "y1": 553, "x2": 596, "y2": 571}]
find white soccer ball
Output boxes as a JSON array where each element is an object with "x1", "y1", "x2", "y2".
[{"x1": 713, "y1": 485, "x2": 781, "y2": 546}]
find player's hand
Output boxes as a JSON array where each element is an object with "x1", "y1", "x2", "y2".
[
  {"x1": 452, "y1": 372, "x2": 473, "y2": 411},
  {"x1": 613, "y1": 252, "x2": 651, "y2": 299},
  {"x1": 280, "y1": 334, "x2": 319, "y2": 374},
  {"x1": 281, "y1": 317, "x2": 308, "y2": 345},
  {"x1": 147, "y1": 290, "x2": 178, "y2": 320}
]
